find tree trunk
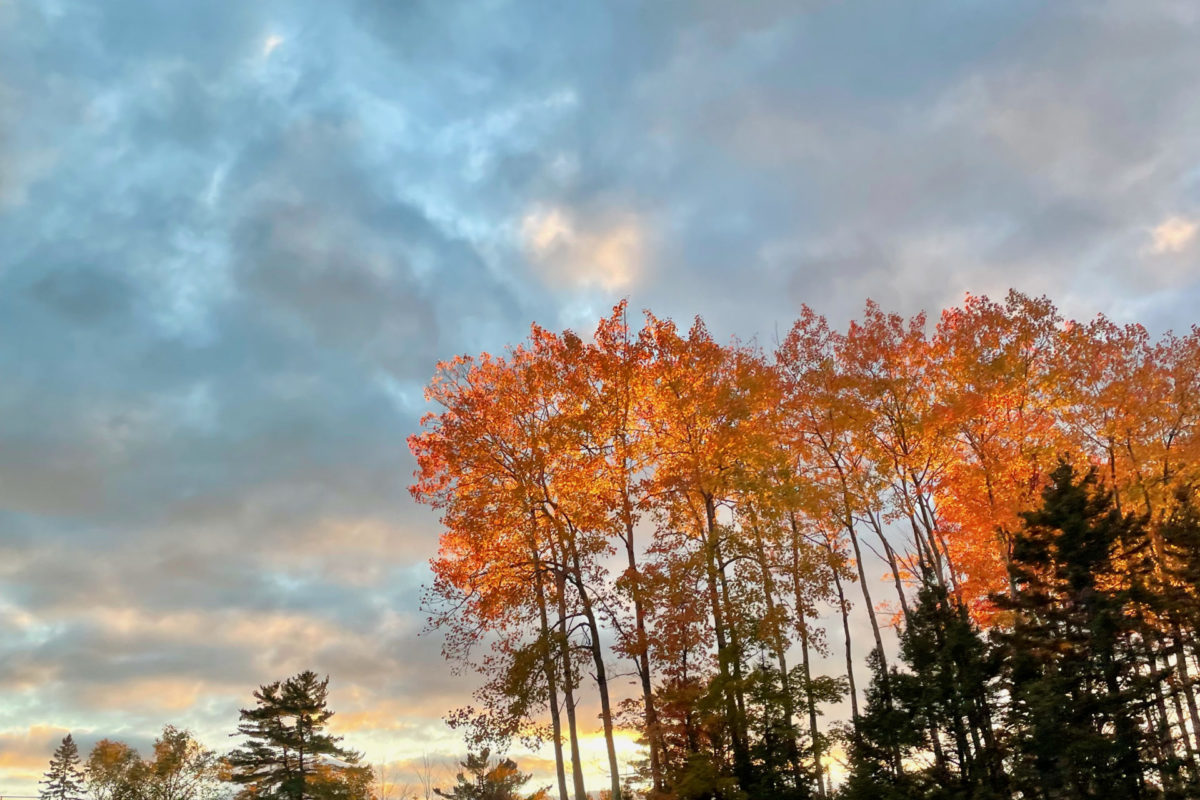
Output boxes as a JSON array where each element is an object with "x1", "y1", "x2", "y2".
[
  {"x1": 621, "y1": 507, "x2": 663, "y2": 793},
  {"x1": 703, "y1": 493, "x2": 753, "y2": 787},
  {"x1": 554, "y1": 566, "x2": 588, "y2": 800},
  {"x1": 748, "y1": 511, "x2": 802, "y2": 784},
  {"x1": 568, "y1": 545, "x2": 622, "y2": 800},
  {"x1": 865, "y1": 510, "x2": 911, "y2": 623},
  {"x1": 829, "y1": 553, "x2": 859, "y2": 720},
  {"x1": 788, "y1": 513, "x2": 826, "y2": 798},
  {"x1": 531, "y1": 540, "x2": 570, "y2": 800}
]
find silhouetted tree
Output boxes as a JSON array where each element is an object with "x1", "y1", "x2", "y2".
[
  {"x1": 434, "y1": 750, "x2": 547, "y2": 800},
  {"x1": 228, "y1": 671, "x2": 371, "y2": 800},
  {"x1": 41, "y1": 734, "x2": 86, "y2": 800},
  {"x1": 995, "y1": 461, "x2": 1160, "y2": 799}
]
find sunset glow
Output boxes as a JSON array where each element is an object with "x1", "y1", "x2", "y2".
[{"x1": 3, "y1": 2, "x2": 1200, "y2": 799}]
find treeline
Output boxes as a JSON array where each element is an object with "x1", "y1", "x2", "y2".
[
  {"x1": 409, "y1": 292, "x2": 1200, "y2": 799},
  {"x1": 38, "y1": 672, "x2": 373, "y2": 800}
]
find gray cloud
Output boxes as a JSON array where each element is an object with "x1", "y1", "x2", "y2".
[{"x1": 2, "y1": 0, "x2": 1199, "y2": 791}]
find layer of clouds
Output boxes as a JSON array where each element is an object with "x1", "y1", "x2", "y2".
[{"x1": 2, "y1": 0, "x2": 1199, "y2": 792}]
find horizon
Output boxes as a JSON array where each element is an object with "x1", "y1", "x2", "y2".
[{"x1": 3, "y1": 2, "x2": 1200, "y2": 797}]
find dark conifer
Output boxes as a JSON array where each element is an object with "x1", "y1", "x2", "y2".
[
  {"x1": 995, "y1": 461, "x2": 1160, "y2": 799},
  {"x1": 840, "y1": 648, "x2": 923, "y2": 800},
  {"x1": 434, "y1": 749, "x2": 545, "y2": 800},
  {"x1": 228, "y1": 671, "x2": 369, "y2": 800},
  {"x1": 40, "y1": 734, "x2": 86, "y2": 800},
  {"x1": 842, "y1": 574, "x2": 1005, "y2": 800}
]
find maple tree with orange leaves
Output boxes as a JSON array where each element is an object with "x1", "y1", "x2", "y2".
[{"x1": 411, "y1": 293, "x2": 1200, "y2": 800}]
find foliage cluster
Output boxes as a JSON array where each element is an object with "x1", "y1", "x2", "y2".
[
  {"x1": 39, "y1": 672, "x2": 376, "y2": 800},
  {"x1": 409, "y1": 292, "x2": 1200, "y2": 799}
]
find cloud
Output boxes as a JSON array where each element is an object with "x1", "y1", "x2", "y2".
[
  {"x1": 262, "y1": 34, "x2": 284, "y2": 58},
  {"x1": 521, "y1": 206, "x2": 643, "y2": 292},
  {"x1": 0, "y1": 725, "x2": 73, "y2": 773},
  {"x1": 1147, "y1": 215, "x2": 1198, "y2": 254},
  {"x1": 2, "y1": 0, "x2": 1200, "y2": 794}
]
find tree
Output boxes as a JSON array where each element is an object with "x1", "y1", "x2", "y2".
[
  {"x1": 85, "y1": 739, "x2": 143, "y2": 800},
  {"x1": 228, "y1": 671, "x2": 371, "y2": 800},
  {"x1": 933, "y1": 291, "x2": 1064, "y2": 610},
  {"x1": 409, "y1": 295, "x2": 1200, "y2": 799},
  {"x1": 41, "y1": 734, "x2": 86, "y2": 800},
  {"x1": 433, "y1": 750, "x2": 547, "y2": 800},
  {"x1": 146, "y1": 726, "x2": 224, "y2": 800},
  {"x1": 840, "y1": 649, "x2": 924, "y2": 800},
  {"x1": 86, "y1": 728, "x2": 224, "y2": 800},
  {"x1": 842, "y1": 574, "x2": 1005, "y2": 800},
  {"x1": 995, "y1": 461, "x2": 1161, "y2": 799}
]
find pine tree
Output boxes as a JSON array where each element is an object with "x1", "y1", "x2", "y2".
[
  {"x1": 840, "y1": 648, "x2": 923, "y2": 800},
  {"x1": 995, "y1": 461, "x2": 1159, "y2": 799},
  {"x1": 434, "y1": 749, "x2": 547, "y2": 800},
  {"x1": 41, "y1": 734, "x2": 86, "y2": 800},
  {"x1": 228, "y1": 671, "x2": 371, "y2": 800},
  {"x1": 909, "y1": 580, "x2": 1006, "y2": 796}
]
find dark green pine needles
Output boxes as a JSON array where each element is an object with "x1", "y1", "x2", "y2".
[
  {"x1": 40, "y1": 734, "x2": 86, "y2": 800},
  {"x1": 227, "y1": 671, "x2": 371, "y2": 800}
]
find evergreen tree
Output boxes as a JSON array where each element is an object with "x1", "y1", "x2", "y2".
[
  {"x1": 994, "y1": 461, "x2": 1160, "y2": 799},
  {"x1": 842, "y1": 574, "x2": 1005, "y2": 800},
  {"x1": 41, "y1": 734, "x2": 87, "y2": 800},
  {"x1": 840, "y1": 649, "x2": 923, "y2": 800},
  {"x1": 228, "y1": 671, "x2": 370, "y2": 800},
  {"x1": 433, "y1": 749, "x2": 548, "y2": 800},
  {"x1": 897, "y1": 577, "x2": 1005, "y2": 798}
]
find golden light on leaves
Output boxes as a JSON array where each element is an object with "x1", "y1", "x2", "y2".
[{"x1": 411, "y1": 291, "x2": 1200, "y2": 795}]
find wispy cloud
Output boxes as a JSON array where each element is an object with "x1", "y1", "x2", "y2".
[{"x1": 2, "y1": 0, "x2": 1200, "y2": 793}]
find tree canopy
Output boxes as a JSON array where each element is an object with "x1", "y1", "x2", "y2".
[{"x1": 411, "y1": 292, "x2": 1200, "y2": 799}]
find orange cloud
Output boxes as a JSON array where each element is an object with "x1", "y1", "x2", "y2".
[
  {"x1": 78, "y1": 677, "x2": 206, "y2": 713},
  {"x1": 521, "y1": 206, "x2": 643, "y2": 292},
  {"x1": 1147, "y1": 215, "x2": 1198, "y2": 254},
  {"x1": 0, "y1": 725, "x2": 72, "y2": 771}
]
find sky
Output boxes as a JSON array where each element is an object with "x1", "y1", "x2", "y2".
[{"x1": 2, "y1": 0, "x2": 1200, "y2": 793}]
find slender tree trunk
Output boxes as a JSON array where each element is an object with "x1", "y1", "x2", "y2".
[
  {"x1": 829, "y1": 553, "x2": 859, "y2": 720},
  {"x1": 865, "y1": 510, "x2": 911, "y2": 623},
  {"x1": 1171, "y1": 622, "x2": 1200, "y2": 778},
  {"x1": 748, "y1": 512, "x2": 802, "y2": 784},
  {"x1": 844, "y1": 517, "x2": 892, "y2": 702},
  {"x1": 788, "y1": 513, "x2": 826, "y2": 799},
  {"x1": 928, "y1": 602, "x2": 971, "y2": 783},
  {"x1": 798, "y1": 612, "x2": 825, "y2": 799},
  {"x1": 611, "y1": 309, "x2": 664, "y2": 793},
  {"x1": 568, "y1": 546, "x2": 622, "y2": 800},
  {"x1": 703, "y1": 494, "x2": 753, "y2": 787},
  {"x1": 554, "y1": 566, "x2": 588, "y2": 800},
  {"x1": 621, "y1": 511, "x2": 663, "y2": 794},
  {"x1": 1146, "y1": 633, "x2": 1184, "y2": 792},
  {"x1": 912, "y1": 483, "x2": 960, "y2": 594},
  {"x1": 531, "y1": 547, "x2": 570, "y2": 800}
]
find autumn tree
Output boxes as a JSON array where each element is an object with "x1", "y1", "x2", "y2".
[
  {"x1": 413, "y1": 341, "x2": 595, "y2": 800},
  {"x1": 86, "y1": 728, "x2": 224, "y2": 800},
  {"x1": 932, "y1": 291, "x2": 1064, "y2": 609},
  {"x1": 85, "y1": 739, "x2": 143, "y2": 800},
  {"x1": 640, "y1": 314, "x2": 780, "y2": 791},
  {"x1": 145, "y1": 726, "x2": 224, "y2": 800},
  {"x1": 410, "y1": 293, "x2": 1200, "y2": 799}
]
